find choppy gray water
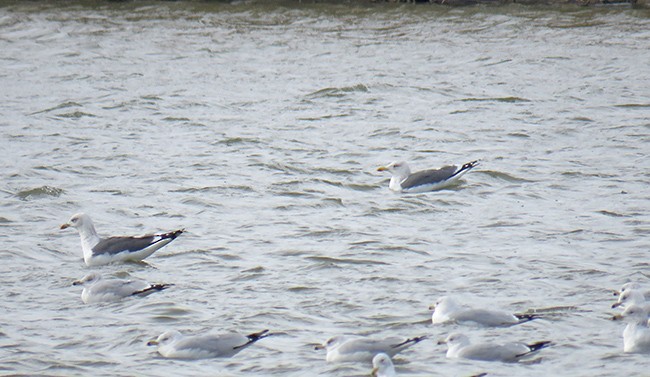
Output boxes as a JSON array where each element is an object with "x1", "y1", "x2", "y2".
[{"x1": 1, "y1": 1, "x2": 649, "y2": 376}]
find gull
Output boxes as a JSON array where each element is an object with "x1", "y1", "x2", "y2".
[
  {"x1": 612, "y1": 289, "x2": 650, "y2": 311},
  {"x1": 371, "y1": 353, "x2": 396, "y2": 377},
  {"x1": 377, "y1": 160, "x2": 478, "y2": 193},
  {"x1": 315, "y1": 334, "x2": 428, "y2": 363},
  {"x1": 61, "y1": 213, "x2": 183, "y2": 266},
  {"x1": 73, "y1": 272, "x2": 171, "y2": 304},
  {"x1": 439, "y1": 333, "x2": 551, "y2": 362},
  {"x1": 147, "y1": 329, "x2": 273, "y2": 359},
  {"x1": 430, "y1": 296, "x2": 537, "y2": 327},
  {"x1": 614, "y1": 282, "x2": 650, "y2": 300},
  {"x1": 615, "y1": 305, "x2": 650, "y2": 353}
]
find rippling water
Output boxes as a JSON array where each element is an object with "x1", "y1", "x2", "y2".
[{"x1": 1, "y1": 1, "x2": 649, "y2": 376}]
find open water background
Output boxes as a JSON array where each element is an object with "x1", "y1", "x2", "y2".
[{"x1": 1, "y1": 1, "x2": 649, "y2": 376}]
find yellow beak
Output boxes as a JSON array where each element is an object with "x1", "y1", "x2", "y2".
[{"x1": 377, "y1": 166, "x2": 388, "y2": 172}]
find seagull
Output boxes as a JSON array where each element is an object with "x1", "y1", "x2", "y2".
[
  {"x1": 430, "y1": 296, "x2": 537, "y2": 327},
  {"x1": 371, "y1": 353, "x2": 396, "y2": 377},
  {"x1": 616, "y1": 305, "x2": 650, "y2": 353},
  {"x1": 614, "y1": 282, "x2": 650, "y2": 300},
  {"x1": 377, "y1": 160, "x2": 478, "y2": 193},
  {"x1": 60, "y1": 213, "x2": 183, "y2": 266},
  {"x1": 73, "y1": 272, "x2": 171, "y2": 304},
  {"x1": 439, "y1": 333, "x2": 551, "y2": 362},
  {"x1": 612, "y1": 289, "x2": 650, "y2": 311},
  {"x1": 314, "y1": 334, "x2": 428, "y2": 363},
  {"x1": 147, "y1": 329, "x2": 273, "y2": 359}
]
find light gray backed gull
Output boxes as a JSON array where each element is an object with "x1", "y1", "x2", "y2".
[
  {"x1": 430, "y1": 296, "x2": 537, "y2": 327},
  {"x1": 439, "y1": 333, "x2": 551, "y2": 362},
  {"x1": 73, "y1": 272, "x2": 170, "y2": 304},
  {"x1": 147, "y1": 329, "x2": 273, "y2": 359},
  {"x1": 314, "y1": 334, "x2": 428, "y2": 363}
]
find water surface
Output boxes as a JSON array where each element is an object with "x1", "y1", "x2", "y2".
[{"x1": 1, "y1": 2, "x2": 649, "y2": 376}]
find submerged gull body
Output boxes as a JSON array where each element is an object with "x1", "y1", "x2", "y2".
[
  {"x1": 430, "y1": 296, "x2": 537, "y2": 327},
  {"x1": 440, "y1": 333, "x2": 551, "y2": 362},
  {"x1": 60, "y1": 213, "x2": 183, "y2": 266},
  {"x1": 315, "y1": 334, "x2": 428, "y2": 363},
  {"x1": 73, "y1": 273, "x2": 170, "y2": 304},
  {"x1": 147, "y1": 329, "x2": 273, "y2": 359},
  {"x1": 377, "y1": 160, "x2": 478, "y2": 193},
  {"x1": 371, "y1": 353, "x2": 396, "y2": 377}
]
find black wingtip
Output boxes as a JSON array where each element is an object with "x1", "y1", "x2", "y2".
[
  {"x1": 514, "y1": 313, "x2": 539, "y2": 323},
  {"x1": 392, "y1": 335, "x2": 428, "y2": 349},
  {"x1": 151, "y1": 283, "x2": 173, "y2": 291},
  {"x1": 131, "y1": 283, "x2": 172, "y2": 296},
  {"x1": 247, "y1": 329, "x2": 273, "y2": 342},
  {"x1": 233, "y1": 329, "x2": 274, "y2": 350},
  {"x1": 527, "y1": 340, "x2": 552, "y2": 352},
  {"x1": 162, "y1": 229, "x2": 184, "y2": 240},
  {"x1": 462, "y1": 160, "x2": 479, "y2": 170}
]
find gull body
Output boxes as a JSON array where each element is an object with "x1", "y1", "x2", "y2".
[
  {"x1": 618, "y1": 305, "x2": 650, "y2": 353},
  {"x1": 377, "y1": 160, "x2": 478, "y2": 193},
  {"x1": 371, "y1": 353, "x2": 396, "y2": 377},
  {"x1": 147, "y1": 329, "x2": 272, "y2": 359},
  {"x1": 430, "y1": 296, "x2": 536, "y2": 327},
  {"x1": 440, "y1": 333, "x2": 551, "y2": 363},
  {"x1": 315, "y1": 334, "x2": 428, "y2": 363},
  {"x1": 61, "y1": 213, "x2": 183, "y2": 266},
  {"x1": 73, "y1": 273, "x2": 170, "y2": 304}
]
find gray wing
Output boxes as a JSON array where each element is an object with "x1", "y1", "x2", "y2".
[
  {"x1": 89, "y1": 279, "x2": 149, "y2": 298},
  {"x1": 92, "y1": 236, "x2": 156, "y2": 255},
  {"x1": 454, "y1": 309, "x2": 518, "y2": 326},
  {"x1": 339, "y1": 338, "x2": 397, "y2": 355},
  {"x1": 460, "y1": 343, "x2": 528, "y2": 362},
  {"x1": 400, "y1": 166, "x2": 457, "y2": 189},
  {"x1": 177, "y1": 334, "x2": 248, "y2": 357}
]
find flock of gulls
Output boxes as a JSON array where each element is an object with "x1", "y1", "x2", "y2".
[{"x1": 59, "y1": 160, "x2": 649, "y2": 375}]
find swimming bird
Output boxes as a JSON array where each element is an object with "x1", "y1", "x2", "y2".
[
  {"x1": 147, "y1": 329, "x2": 273, "y2": 359},
  {"x1": 314, "y1": 334, "x2": 428, "y2": 363},
  {"x1": 612, "y1": 289, "x2": 650, "y2": 311},
  {"x1": 377, "y1": 160, "x2": 478, "y2": 193},
  {"x1": 439, "y1": 333, "x2": 551, "y2": 362},
  {"x1": 73, "y1": 273, "x2": 171, "y2": 304},
  {"x1": 430, "y1": 296, "x2": 537, "y2": 327},
  {"x1": 60, "y1": 213, "x2": 183, "y2": 266},
  {"x1": 616, "y1": 305, "x2": 650, "y2": 353},
  {"x1": 371, "y1": 353, "x2": 396, "y2": 377},
  {"x1": 614, "y1": 282, "x2": 650, "y2": 300}
]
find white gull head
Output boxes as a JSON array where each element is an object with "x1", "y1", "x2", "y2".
[
  {"x1": 430, "y1": 296, "x2": 461, "y2": 324},
  {"x1": 60, "y1": 213, "x2": 101, "y2": 263},
  {"x1": 377, "y1": 161, "x2": 411, "y2": 191},
  {"x1": 371, "y1": 352, "x2": 396, "y2": 377}
]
